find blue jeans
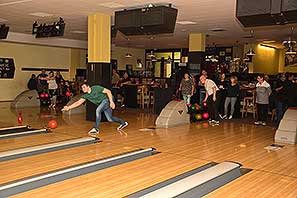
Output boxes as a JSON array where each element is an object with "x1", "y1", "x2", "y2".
[
  {"x1": 95, "y1": 99, "x2": 125, "y2": 129},
  {"x1": 182, "y1": 94, "x2": 191, "y2": 104}
]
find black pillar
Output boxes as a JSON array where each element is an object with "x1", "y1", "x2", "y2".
[{"x1": 86, "y1": 63, "x2": 111, "y2": 121}]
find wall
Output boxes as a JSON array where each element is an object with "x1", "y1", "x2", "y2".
[
  {"x1": 244, "y1": 44, "x2": 279, "y2": 74},
  {"x1": 278, "y1": 49, "x2": 297, "y2": 73},
  {"x1": 0, "y1": 41, "x2": 144, "y2": 101},
  {"x1": 244, "y1": 44, "x2": 297, "y2": 74},
  {"x1": 111, "y1": 46, "x2": 145, "y2": 71},
  {"x1": 0, "y1": 42, "x2": 84, "y2": 101}
]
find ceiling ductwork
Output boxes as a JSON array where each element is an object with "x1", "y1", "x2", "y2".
[{"x1": 236, "y1": 0, "x2": 297, "y2": 27}]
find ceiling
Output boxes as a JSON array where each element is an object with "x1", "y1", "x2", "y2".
[{"x1": 1, "y1": 0, "x2": 297, "y2": 48}]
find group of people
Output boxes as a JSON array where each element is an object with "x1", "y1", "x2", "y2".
[
  {"x1": 179, "y1": 70, "x2": 296, "y2": 126},
  {"x1": 27, "y1": 69, "x2": 72, "y2": 108}
]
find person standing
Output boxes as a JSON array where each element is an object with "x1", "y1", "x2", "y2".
[
  {"x1": 119, "y1": 72, "x2": 131, "y2": 107},
  {"x1": 179, "y1": 73, "x2": 194, "y2": 105},
  {"x1": 62, "y1": 82, "x2": 128, "y2": 135},
  {"x1": 223, "y1": 76, "x2": 240, "y2": 119},
  {"x1": 274, "y1": 73, "x2": 287, "y2": 124},
  {"x1": 216, "y1": 73, "x2": 228, "y2": 118},
  {"x1": 27, "y1": 74, "x2": 38, "y2": 90},
  {"x1": 47, "y1": 71, "x2": 58, "y2": 108},
  {"x1": 200, "y1": 75, "x2": 220, "y2": 125},
  {"x1": 254, "y1": 74, "x2": 272, "y2": 126},
  {"x1": 37, "y1": 69, "x2": 48, "y2": 92},
  {"x1": 111, "y1": 69, "x2": 120, "y2": 104}
]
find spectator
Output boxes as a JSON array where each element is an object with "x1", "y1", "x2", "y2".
[
  {"x1": 27, "y1": 74, "x2": 38, "y2": 90},
  {"x1": 179, "y1": 72, "x2": 194, "y2": 105},
  {"x1": 37, "y1": 69, "x2": 48, "y2": 92},
  {"x1": 254, "y1": 74, "x2": 272, "y2": 126},
  {"x1": 223, "y1": 76, "x2": 240, "y2": 119}
]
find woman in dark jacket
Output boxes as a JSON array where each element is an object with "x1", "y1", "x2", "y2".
[{"x1": 223, "y1": 76, "x2": 240, "y2": 119}]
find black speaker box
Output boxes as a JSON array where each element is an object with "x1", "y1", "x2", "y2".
[
  {"x1": 236, "y1": 0, "x2": 276, "y2": 27},
  {"x1": 282, "y1": 0, "x2": 297, "y2": 23},
  {"x1": 115, "y1": 6, "x2": 177, "y2": 36}
]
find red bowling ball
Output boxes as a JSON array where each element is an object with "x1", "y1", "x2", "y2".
[
  {"x1": 48, "y1": 120, "x2": 58, "y2": 129},
  {"x1": 202, "y1": 112, "x2": 209, "y2": 120}
]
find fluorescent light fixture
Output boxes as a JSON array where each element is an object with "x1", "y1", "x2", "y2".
[
  {"x1": 0, "y1": 18, "x2": 8, "y2": 22},
  {"x1": 260, "y1": 44, "x2": 276, "y2": 49},
  {"x1": 99, "y1": 2, "x2": 124, "y2": 8},
  {"x1": 29, "y1": 12, "x2": 54, "y2": 17},
  {"x1": 176, "y1": 21, "x2": 197, "y2": 25},
  {"x1": 210, "y1": 28, "x2": 226, "y2": 32},
  {"x1": 0, "y1": 0, "x2": 32, "y2": 6},
  {"x1": 71, "y1": 30, "x2": 87, "y2": 34},
  {"x1": 262, "y1": 40, "x2": 276, "y2": 43}
]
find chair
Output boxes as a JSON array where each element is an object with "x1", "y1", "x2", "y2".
[
  {"x1": 137, "y1": 85, "x2": 150, "y2": 109},
  {"x1": 241, "y1": 90, "x2": 257, "y2": 118}
]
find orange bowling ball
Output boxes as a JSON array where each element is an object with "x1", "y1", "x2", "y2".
[{"x1": 48, "y1": 120, "x2": 58, "y2": 129}]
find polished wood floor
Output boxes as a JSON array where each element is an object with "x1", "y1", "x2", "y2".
[{"x1": 0, "y1": 102, "x2": 296, "y2": 197}]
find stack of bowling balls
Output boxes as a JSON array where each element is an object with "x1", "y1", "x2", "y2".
[{"x1": 187, "y1": 101, "x2": 209, "y2": 122}]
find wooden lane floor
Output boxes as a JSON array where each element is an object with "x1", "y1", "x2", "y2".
[
  {"x1": 206, "y1": 170, "x2": 297, "y2": 198},
  {"x1": 1, "y1": 103, "x2": 297, "y2": 197},
  {"x1": 9, "y1": 153, "x2": 209, "y2": 198},
  {"x1": 0, "y1": 141, "x2": 140, "y2": 184},
  {"x1": 0, "y1": 133, "x2": 79, "y2": 152},
  {"x1": 100, "y1": 119, "x2": 297, "y2": 178}
]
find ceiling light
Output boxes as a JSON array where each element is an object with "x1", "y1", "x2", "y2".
[
  {"x1": 148, "y1": 51, "x2": 155, "y2": 58},
  {"x1": 0, "y1": 0, "x2": 32, "y2": 7},
  {"x1": 246, "y1": 48, "x2": 256, "y2": 56},
  {"x1": 125, "y1": 53, "x2": 132, "y2": 58},
  {"x1": 176, "y1": 21, "x2": 197, "y2": 25},
  {"x1": 29, "y1": 12, "x2": 53, "y2": 17},
  {"x1": 285, "y1": 46, "x2": 297, "y2": 55},
  {"x1": 283, "y1": 27, "x2": 296, "y2": 50},
  {"x1": 262, "y1": 40, "x2": 276, "y2": 43},
  {"x1": 98, "y1": 2, "x2": 124, "y2": 8}
]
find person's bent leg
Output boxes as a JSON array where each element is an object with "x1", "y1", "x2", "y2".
[{"x1": 94, "y1": 101, "x2": 107, "y2": 129}]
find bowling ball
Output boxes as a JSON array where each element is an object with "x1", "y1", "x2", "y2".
[
  {"x1": 40, "y1": 93, "x2": 45, "y2": 98},
  {"x1": 44, "y1": 93, "x2": 49, "y2": 98},
  {"x1": 202, "y1": 112, "x2": 209, "y2": 119},
  {"x1": 202, "y1": 101, "x2": 207, "y2": 107},
  {"x1": 66, "y1": 91, "x2": 71, "y2": 97},
  {"x1": 194, "y1": 103, "x2": 200, "y2": 111},
  {"x1": 195, "y1": 114, "x2": 202, "y2": 120},
  {"x1": 189, "y1": 105, "x2": 197, "y2": 113},
  {"x1": 48, "y1": 120, "x2": 58, "y2": 129}
]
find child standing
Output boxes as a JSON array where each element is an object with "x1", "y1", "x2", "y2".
[{"x1": 179, "y1": 73, "x2": 194, "y2": 105}]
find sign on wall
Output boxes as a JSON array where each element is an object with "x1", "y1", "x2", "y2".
[
  {"x1": 285, "y1": 54, "x2": 297, "y2": 67},
  {"x1": 0, "y1": 58, "x2": 15, "y2": 78}
]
